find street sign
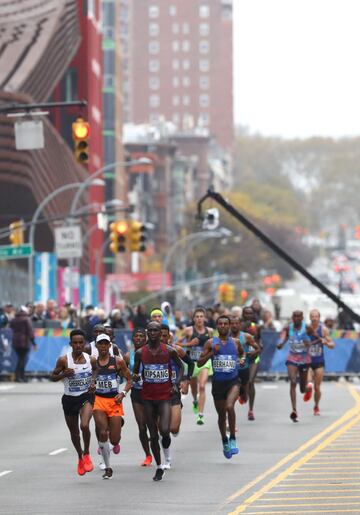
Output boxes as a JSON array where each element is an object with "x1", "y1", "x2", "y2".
[
  {"x1": 14, "y1": 119, "x2": 44, "y2": 150},
  {"x1": 0, "y1": 244, "x2": 32, "y2": 260},
  {"x1": 55, "y1": 225, "x2": 82, "y2": 259}
]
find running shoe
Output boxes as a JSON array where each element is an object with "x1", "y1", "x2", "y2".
[
  {"x1": 112, "y1": 443, "x2": 120, "y2": 454},
  {"x1": 77, "y1": 458, "x2": 86, "y2": 476},
  {"x1": 248, "y1": 410, "x2": 255, "y2": 421},
  {"x1": 313, "y1": 406, "x2": 320, "y2": 416},
  {"x1": 229, "y1": 438, "x2": 239, "y2": 455},
  {"x1": 196, "y1": 414, "x2": 204, "y2": 425},
  {"x1": 290, "y1": 410, "x2": 298, "y2": 422},
  {"x1": 153, "y1": 467, "x2": 165, "y2": 481},
  {"x1": 102, "y1": 467, "x2": 113, "y2": 480},
  {"x1": 303, "y1": 382, "x2": 313, "y2": 402},
  {"x1": 82, "y1": 454, "x2": 94, "y2": 473},
  {"x1": 163, "y1": 459, "x2": 171, "y2": 470},
  {"x1": 192, "y1": 401, "x2": 199, "y2": 414},
  {"x1": 238, "y1": 396, "x2": 246, "y2": 405},
  {"x1": 223, "y1": 441, "x2": 232, "y2": 459},
  {"x1": 98, "y1": 461, "x2": 106, "y2": 470},
  {"x1": 141, "y1": 455, "x2": 153, "y2": 467}
]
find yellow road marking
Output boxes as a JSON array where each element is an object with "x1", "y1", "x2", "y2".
[
  {"x1": 270, "y1": 482, "x2": 360, "y2": 487},
  {"x1": 268, "y1": 489, "x2": 360, "y2": 494},
  {"x1": 301, "y1": 464, "x2": 360, "y2": 468},
  {"x1": 284, "y1": 477, "x2": 360, "y2": 481},
  {"x1": 228, "y1": 388, "x2": 360, "y2": 514},
  {"x1": 223, "y1": 387, "x2": 360, "y2": 508},
  {"x1": 250, "y1": 501, "x2": 360, "y2": 508},
  {"x1": 259, "y1": 496, "x2": 360, "y2": 501},
  {"x1": 243, "y1": 510, "x2": 360, "y2": 514}
]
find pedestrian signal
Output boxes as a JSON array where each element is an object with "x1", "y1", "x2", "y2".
[{"x1": 9, "y1": 220, "x2": 24, "y2": 246}]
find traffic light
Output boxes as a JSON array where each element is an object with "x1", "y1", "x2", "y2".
[
  {"x1": 9, "y1": 220, "x2": 24, "y2": 246},
  {"x1": 218, "y1": 283, "x2": 234, "y2": 303},
  {"x1": 129, "y1": 221, "x2": 147, "y2": 252},
  {"x1": 72, "y1": 117, "x2": 90, "y2": 163},
  {"x1": 240, "y1": 289, "x2": 248, "y2": 302},
  {"x1": 109, "y1": 220, "x2": 128, "y2": 253}
]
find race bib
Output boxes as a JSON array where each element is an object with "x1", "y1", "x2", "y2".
[
  {"x1": 96, "y1": 374, "x2": 118, "y2": 394},
  {"x1": 68, "y1": 372, "x2": 92, "y2": 393},
  {"x1": 289, "y1": 339, "x2": 306, "y2": 354},
  {"x1": 190, "y1": 346, "x2": 202, "y2": 361},
  {"x1": 143, "y1": 364, "x2": 169, "y2": 383},
  {"x1": 310, "y1": 343, "x2": 323, "y2": 357},
  {"x1": 213, "y1": 355, "x2": 237, "y2": 373}
]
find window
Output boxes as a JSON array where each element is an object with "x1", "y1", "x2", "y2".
[
  {"x1": 182, "y1": 23, "x2": 190, "y2": 34},
  {"x1": 183, "y1": 76, "x2": 190, "y2": 87},
  {"x1": 182, "y1": 59, "x2": 190, "y2": 70},
  {"x1": 199, "y1": 112, "x2": 210, "y2": 125},
  {"x1": 199, "y1": 94, "x2": 210, "y2": 107},
  {"x1": 149, "y1": 77, "x2": 160, "y2": 90},
  {"x1": 172, "y1": 113, "x2": 180, "y2": 124},
  {"x1": 172, "y1": 95, "x2": 180, "y2": 106},
  {"x1": 172, "y1": 40, "x2": 180, "y2": 52},
  {"x1": 149, "y1": 23, "x2": 159, "y2": 37},
  {"x1": 183, "y1": 95, "x2": 190, "y2": 106},
  {"x1": 199, "y1": 23, "x2": 209, "y2": 36},
  {"x1": 199, "y1": 76, "x2": 209, "y2": 89},
  {"x1": 182, "y1": 40, "x2": 190, "y2": 52},
  {"x1": 149, "y1": 113, "x2": 160, "y2": 123},
  {"x1": 199, "y1": 5, "x2": 210, "y2": 18},
  {"x1": 199, "y1": 59, "x2": 209, "y2": 72},
  {"x1": 169, "y1": 5, "x2": 177, "y2": 16},
  {"x1": 103, "y1": 74, "x2": 115, "y2": 88},
  {"x1": 172, "y1": 59, "x2": 180, "y2": 70},
  {"x1": 149, "y1": 95, "x2": 160, "y2": 108},
  {"x1": 102, "y1": 2, "x2": 115, "y2": 29},
  {"x1": 172, "y1": 77, "x2": 180, "y2": 87},
  {"x1": 149, "y1": 41, "x2": 160, "y2": 54},
  {"x1": 149, "y1": 60, "x2": 160, "y2": 72},
  {"x1": 172, "y1": 22, "x2": 179, "y2": 34},
  {"x1": 149, "y1": 5, "x2": 159, "y2": 18},
  {"x1": 199, "y1": 40, "x2": 210, "y2": 53}
]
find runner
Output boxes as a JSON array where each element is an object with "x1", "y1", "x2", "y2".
[
  {"x1": 198, "y1": 315, "x2": 244, "y2": 459},
  {"x1": 104, "y1": 325, "x2": 121, "y2": 356},
  {"x1": 84, "y1": 324, "x2": 105, "y2": 356},
  {"x1": 241, "y1": 306, "x2": 262, "y2": 421},
  {"x1": 181, "y1": 307, "x2": 213, "y2": 425},
  {"x1": 124, "y1": 328, "x2": 152, "y2": 467},
  {"x1": 277, "y1": 310, "x2": 313, "y2": 422},
  {"x1": 308, "y1": 309, "x2": 335, "y2": 415},
  {"x1": 133, "y1": 321, "x2": 184, "y2": 481},
  {"x1": 230, "y1": 315, "x2": 260, "y2": 405},
  {"x1": 50, "y1": 329, "x2": 97, "y2": 476},
  {"x1": 160, "y1": 324, "x2": 194, "y2": 438},
  {"x1": 93, "y1": 333, "x2": 132, "y2": 479}
]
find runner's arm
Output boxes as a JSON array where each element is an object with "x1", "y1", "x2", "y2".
[
  {"x1": 89, "y1": 356, "x2": 98, "y2": 392},
  {"x1": 132, "y1": 349, "x2": 142, "y2": 379},
  {"x1": 50, "y1": 356, "x2": 73, "y2": 381},
  {"x1": 246, "y1": 333, "x2": 260, "y2": 358},
  {"x1": 197, "y1": 339, "x2": 215, "y2": 367},
  {"x1": 170, "y1": 348, "x2": 184, "y2": 384},
  {"x1": 116, "y1": 356, "x2": 133, "y2": 400},
  {"x1": 277, "y1": 326, "x2": 289, "y2": 349},
  {"x1": 322, "y1": 326, "x2": 335, "y2": 349}
]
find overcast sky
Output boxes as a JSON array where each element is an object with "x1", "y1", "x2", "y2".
[{"x1": 233, "y1": 0, "x2": 360, "y2": 139}]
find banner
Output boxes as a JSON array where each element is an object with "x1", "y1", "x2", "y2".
[{"x1": 34, "y1": 252, "x2": 57, "y2": 302}]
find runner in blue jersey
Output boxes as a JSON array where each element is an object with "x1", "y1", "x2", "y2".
[
  {"x1": 230, "y1": 315, "x2": 260, "y2": 405},
  {"x1": 277, "y1": 310, "x2": 313, "y2": 422},
  {"x1": 51, "y1": 329, "x2": 97, "y2": 476},
  {"x1": 308, "y1": 309, "x2": 334, "y2": 415},
  {"x1": 124, "y1": 328, "x2": 152, "y2": 467},
  {"x1": 198, "y1": 315, "x2": 244, "y2": 459}
]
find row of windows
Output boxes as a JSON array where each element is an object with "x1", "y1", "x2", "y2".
[
  {"x1": 149, "y1": 94, "x2": 210, "y2": 108},
  {"x1": 148, "y1": 112, "x2": 210, "y2": 126},
  {"x1": 149, "y1": 5, "x2": 210, "y2": 18},
  {"x1": 149, "y1": 40, "x2": 210, "y2": 55},
  {"x1": 149, "y1": 22, "x2": 209, "y2": 37},
  {"x1": 149, "y1": 58, "x2": 210, "y2": 73},
  {"x1": 148, "y1": 75, "x2": 210, "y2": 89}
]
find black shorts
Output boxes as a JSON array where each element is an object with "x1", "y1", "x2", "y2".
[
  {"x1": 310, "y1": 362, "x2": 325, "y2": 371},
  {"x1": 212, "y1": 378, "x2": 239, "y2": 401},
  {"x1": 130, "y1": 388, "x2": 143, "y2": 405},
  {"x1": 142, "y1": 399, "x2": 171, "y2": 415},
  {"x1": 62, "y1": 392, "x2": 92, "y2": 417},
  {"x1": 238, "y1": 367, "x2": 250, "y2": 386},
  {"x1": 171, "y1": 390, "x2": 182, "y2": 407}
]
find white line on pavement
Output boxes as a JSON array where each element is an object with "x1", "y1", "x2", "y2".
[
  {"x1": 0, "y1": 385, "x2": 15, "y2": 391},
  {"x1": 0, "y1": 471, "x2": 12, "y2": 478},
  {"x1": 49, "y1": 448, "x2": 68, "y2": 456},
  {"x1": 261, "y1": 384, "x2": 279, "y2": 389}
]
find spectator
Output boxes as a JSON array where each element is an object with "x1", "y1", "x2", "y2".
[
  {"x1": 260, "y1": 309, "x2": 276, "y2": 331},
  {"x1": 109, "y1": 308, "x2": 126, "y2": 329},
  {"x1": 4, "y1": 303, "x2": 15, "y2": 321},
  {"x1": 324, "y1": 317, "x2": 336, "y2": 331},
  {"x1": 81, "y1": 304, "x2": 95, "y2": 342},
  {"x1": 174, "y1": 310, "x2": 185, "y2": 330},
  {"x1": 10, "y1": 306, "x2": 37, "y2": 382},
  {"x1": 32, "y1": 302, "x2": 45, "y2": 325},
  {"x1": 337, "y1": 309, "x2": 355, "y2": 330},
  {"x1": 205, "y1": 307, "x2": 217, "y2": 329},
  {"x1": 132, "y1": 304, "x2": 149, "y2": 329},
  {"x1": 161, "y1": 301, "x2": 177, "y2": 333},
  {"x1": 230, "y1": 305, "x2": 242, "y2": 318},
  {"x1": 250, "y1": 298, "x2": 263, "y2": 323},
  {"x1": 58, "y1": 306, "x2": 76, "y2": 330},
  {"x1": 0, "y1": 307, "x2": 8, "y2": 328},
  {"x1": 45, "y1": 299, "x2": 57, "y2": 320}
]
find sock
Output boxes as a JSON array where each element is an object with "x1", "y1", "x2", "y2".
[
  {"x1": 163, "y1": 446, "x2": 171, "y2": 462},
  {"x1": 172, "y1": 431, "x2": 179, "y2": 437},
  {"x1": 98, "y1": 440, "x2": 111, "y2": 468},
  {"x1": 199, "y1": 413, "x2": 204, "y2": 417},
  {"x1": 222, "y1": 437, "x2": 228, "y2": 444},
  {"x1": 230, "y1": 434, "x2": 236, "y2": 440}
]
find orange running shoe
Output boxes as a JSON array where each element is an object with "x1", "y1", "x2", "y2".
[
  {"x1": 303, "y1": 382, "x2": 313, "y2": 402},
  {"x1": 141, "y1": 455, "x2": 153, "y2": 467},
  {"x1": 313, "y1": 406, "x2": 320, "y2": 416},
  {"x1": 238, "y1": 396, "x2": 246, "y2": 405},
  {"x1": 77, "y1": 458, "x2": 86, "y2": 476},
  {"x1": 83, "y1": 454, "x2": 94, "y2": 473}
]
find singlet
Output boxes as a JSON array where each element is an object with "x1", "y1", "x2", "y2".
[
  {"x1": 95, "y1": 356, "x2": 119, "y2": 398},
  {"x1": 189, "y1": 327, "x2": 211, "y2": 362},
  {"x1": 129, "y1": 349, "x2": 143, "y2": 390},
  {"x1": 211, "y1": 336, "x2": 238, "y2": 382},
  {"x1": 286, "y1": 322, "x2": 311, "y2": 364},
  {"x1": 309, "y1": 324, "x2": 325, "y2": 365},
  {"x1": 63, "y1": 352, "x2": 92, "y2": 397},
  {"x1": 238, "y1": 332, "x2": 251, "y2": 370},
  {"x1": 141, "y1": 344, "x2": 172, "y2": 401},
  {"x1": 90, "y1": 340, "x2": 115, "y2": 359}
]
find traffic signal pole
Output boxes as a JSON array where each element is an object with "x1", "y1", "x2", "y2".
[{"x1": 197, "y1": 188, "x2": 360, "y2": 323}]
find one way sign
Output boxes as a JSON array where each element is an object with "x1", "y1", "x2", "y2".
[{"x1": 55, "y1": 225, "x2": 82, "y2": 259}]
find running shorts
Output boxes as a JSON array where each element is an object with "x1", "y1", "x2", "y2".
[
  {"x1": 310, "y1": 362, "x2": 325, "y2": 371},
  {"x1": 93, "y1": 395, "x2": 124, "y2": 417},
  {"x1": 130, "y1": 388, "x2": 143, "y2": 405},
  {"x1": 238, "y1": 367, "x2": 250, "y2": 386},
  {"x1": 192, "y1": 359, "x2": 213, "y2": 378},
  {"x1": 62, "y1": 392, "x2": 92, "y2": 417},
  {"x1": 286, "y1": 360, "x2": 309, "y2": 373},
  {"x1": 211, "y1": 378, "x2": 239, "y2": 401},
  {"x1": 171, "y1": 390, "x2": 182, "y2": 407}
]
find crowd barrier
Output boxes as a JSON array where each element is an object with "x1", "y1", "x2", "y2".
[{"x1": 0, "y1": 329, "x2": 359, "y2": 375}]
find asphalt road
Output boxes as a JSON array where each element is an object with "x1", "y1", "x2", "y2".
[{"x1": 0, "y1": 380, "x2": 358, "y2": 515}]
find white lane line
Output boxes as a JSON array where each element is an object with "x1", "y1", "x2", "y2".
[
  {"x1": 0, "y1": 385, "x2": 15, "y2": 391},
  {"x1": 49, "y1": 448, "x2": 68, "y2": 456},
  {"x1": 261, "y1": 385, "x2": 279, "y2": 389},
  {"x1": 0, "y1": 471, "x2": 12, "y2": 478}
]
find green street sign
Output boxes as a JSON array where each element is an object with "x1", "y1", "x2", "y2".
[{"x1": 0, "y1": 244, "x2": 33, "y2": 259}]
